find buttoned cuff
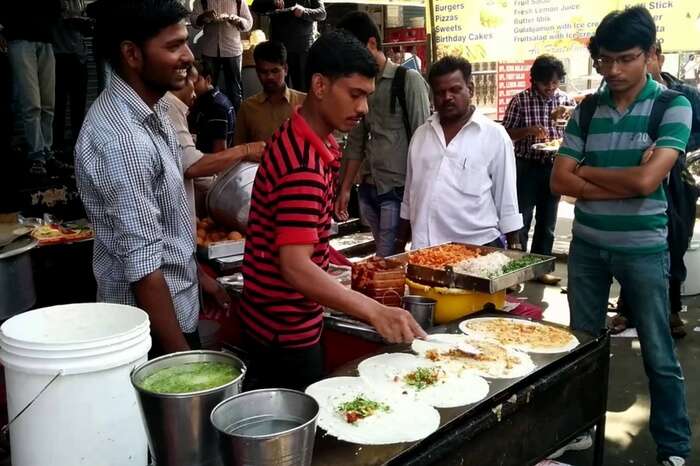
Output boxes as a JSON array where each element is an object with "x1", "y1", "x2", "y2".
[
  {"x1": 499, "y1": 213, "x2": 524, "y2": 235},
  {"x1": 124, "y1": 241, "x2": 164, "y2": 283}
]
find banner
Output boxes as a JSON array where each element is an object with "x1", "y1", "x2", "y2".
[
  {"x1": 431, "y1": 0, "x2": 700, "y2": 62},
  {"x1": 325, "y1": 0, "x2": 425, "y2": 5}
]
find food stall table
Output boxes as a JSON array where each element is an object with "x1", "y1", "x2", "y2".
[{"x1": 314, "y1": 311, "x2": 610, "y2": 466}]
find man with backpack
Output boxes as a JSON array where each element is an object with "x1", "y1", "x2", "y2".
[
  {"x1": 551, "y1": 6, "x2": 692, "y2": 465},
  {"x1": 612, "y1": 41, "x2": 700, "y2": 338},
  {"x1": 333, "y1": 11, "x2": 430, "y2": 257}
]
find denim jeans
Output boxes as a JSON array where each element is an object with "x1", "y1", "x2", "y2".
[
  {"x1": 8, "y1": 40, "x2": 55, "y2": 159},
  {"x1": 358, "y1": 183, "x2": 403, "y2": 258},
  {"x1": 516, "y1": 158, "x2": 560, "y2": 255},
  {"x1": 203, "y1": 55, "x2": 242, "y2": 112},
  {"x1": 568, "y1": 239, "x2": 691, "y2": 460}
]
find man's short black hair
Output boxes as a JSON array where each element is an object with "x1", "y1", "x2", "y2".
[
  {"x1": 337, "y1": 11, "x2": 383, "y2": 48},
  {"x1": 193, "y1": 60, "x2": 214, "y2": 80},
  {"x1": 530, "y1": 55, "x2": 566, "y2": 83},
  {"x1": 428, "y1": 56, "x2": 472, "y2": 86},
  {"x1": 588, "y1": 5, "x2": 656, "y2": 57},
  {"x1": 305, "y1": 30, "x2": 378, "y2": 88},
  {"x1": 253, "y1": 41, "x2": 287, "y2": 66},
  {"x1": 96, "y1": 0, "x2": 189, "y2": 68}
]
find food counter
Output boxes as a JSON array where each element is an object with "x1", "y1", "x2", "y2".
[{"x1": 313, "y1": 311, "x2": 609, "y2": 466}]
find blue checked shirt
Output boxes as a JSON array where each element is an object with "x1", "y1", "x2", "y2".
[{"x1": 75, "y1": 74, "x2": 200, "y2": 333}]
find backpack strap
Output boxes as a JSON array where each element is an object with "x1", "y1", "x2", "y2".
[
  {"x1": 647, "y1": 89, "x2": 683, "y2": 142},
  {"x1": 577, "y1": 93, "x2": 599, "y2": 152},
  {"x1": 390, "y1": 65, "x2": 412, "y2": 140}
]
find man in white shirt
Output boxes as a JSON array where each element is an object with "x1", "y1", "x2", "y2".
[
  {"x1": 190, "y1": 0, "x2": 253, "y2": 111},
  {"x1": 399, "y1": 56, "x2": 523, "y2": 249}
]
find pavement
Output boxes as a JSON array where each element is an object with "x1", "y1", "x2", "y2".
[{"x1": 516, "y1": 199, "x2": 700, "y2": 466}]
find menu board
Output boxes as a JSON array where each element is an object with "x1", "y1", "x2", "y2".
[
  {"x1": 431, "y1": 0, "x2": 700, "y2": 62},
  {"x1": 496, "y1": 61, "x2": 533, "y2": 120}
]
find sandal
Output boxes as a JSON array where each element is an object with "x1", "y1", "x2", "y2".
[
  {"x1": 670, "y1": 313, "x2": 686, "y2": 339},
  {"x1": 609, "y1": 313, "x2": 629, "y2": 335}
]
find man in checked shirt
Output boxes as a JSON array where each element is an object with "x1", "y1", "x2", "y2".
[
  {"x1": 75, "y1": 0, "x2": 204, "y2": 354},
  {"x1": 502, "y1": 55, "x2": 575, "y2": 285}
]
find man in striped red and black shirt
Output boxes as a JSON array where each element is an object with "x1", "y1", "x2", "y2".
[{"x1": 241, "y1": 30, "x2": 426, "y2": 390}]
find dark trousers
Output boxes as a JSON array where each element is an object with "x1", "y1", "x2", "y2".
[
  {"x1": 286, "y1": 50, "x2": 308, "y2": 92},
  {"x1": 516, "y1": 158, "x2": 560, "y2": 255},
  {"x1": 53, "y1": 53, "x2": 87, "y2": 150},
  {"x1": 203, "y1": 55, "x2": 242, "y2": 112},
  {"x1": 241, "y1": 333, "x2": 324, "y2": 391},
  {"x1": 620, "y1": 277, "x2": 683, "y2": 322}
]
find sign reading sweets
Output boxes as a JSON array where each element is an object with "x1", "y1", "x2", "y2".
[{"x1": 431, "y1": 0, "x2": 700, "y2": 62}]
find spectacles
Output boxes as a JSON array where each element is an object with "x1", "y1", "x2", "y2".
[{"x1": 594, "y1": 51, "x2": 645, "y2": 69}]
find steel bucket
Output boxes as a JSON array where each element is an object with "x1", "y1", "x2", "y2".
[
  {"x1": 402, "y1": 295, "x2": 436, "y2": 329},
  {"x1": 131, "y1": 350, "x2": 247, "y2": 466},
  {"x1": 0, "y1": 238, "x2": 37, "y2": 319},
  {"x1": 210, "y1": 389, "x2": 319, "y2": 466}
]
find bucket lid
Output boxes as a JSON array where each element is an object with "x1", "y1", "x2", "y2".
[{"x1": 0, "y1": 303, "x2": 149, "y2": 347}]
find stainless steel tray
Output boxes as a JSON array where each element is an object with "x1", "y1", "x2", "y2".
[
  {"x1": 391, "y1": 243, "x2": 555, "y2": 294},
  {"x1": 197, "y1": 239, "x2": 245, "y2": 260}
]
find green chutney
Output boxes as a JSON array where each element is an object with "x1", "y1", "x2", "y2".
[{"x1": 141, "y1": 362, "x2": 240, "y2": 394}]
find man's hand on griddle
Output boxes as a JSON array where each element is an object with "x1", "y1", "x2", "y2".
[{"x1": 369, "y1": 304, "x2": 427, "y2": 343}]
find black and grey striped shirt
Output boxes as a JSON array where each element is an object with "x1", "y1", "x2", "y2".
[{"x1": 75, "y1": 74, "x2": 200, "y2": 332}]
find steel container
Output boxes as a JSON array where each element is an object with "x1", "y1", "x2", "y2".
[
  {"x1": 131, "y1": 350, "x2": 247, "y2": 466},
  {"x1": 210, "y1": 388, "x2": 319, "y2": 466},
  {"x1": 206, "y1": 162, "x2": 259, "y2": 231},
  {"x1": 0, "y1": 238, "x2": 37, "y2": 319},
  {"x1": 402, "y1": 295, "x2": 436, "y2": 329}
]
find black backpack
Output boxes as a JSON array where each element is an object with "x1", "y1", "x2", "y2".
[
  {"x1": 578, "y1": 89, "x2": 699, "y2": 268},
  {"x1": 390, "y1": 66, "x2": 412, "y2": 140}
]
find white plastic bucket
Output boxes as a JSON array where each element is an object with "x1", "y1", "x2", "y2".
[
  {"x1": 682, "y1": 239, "x2": 700, "y2": 296},
  {"x1": 0, "y1": 303, "x2": 152, "y2": 466}
]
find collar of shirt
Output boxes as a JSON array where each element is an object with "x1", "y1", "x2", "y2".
[
  {"x1": 428, "y1": 107, "x2": 487, "y2": 147},
  {"x1": 600, "y1": 73, "x2": 657, "y2": 107},
  {"x1": 291, "y1": 107, "x2": 340, "y2": 165},
  {"x1": 254, "y1": 85, "x2": 293, "y2": 104},
  {"x1": 110, "y1": 73, "x2": 171, "y2": 129}
]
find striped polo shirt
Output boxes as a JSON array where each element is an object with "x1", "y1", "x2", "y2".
[
  {"x1": 559, "y1": 75, "x2": 692, "y2": 254},
  {"x1": 241, "y1": 109, "x2": 341, "y2": 348}
]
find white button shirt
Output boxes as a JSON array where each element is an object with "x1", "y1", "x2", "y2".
[{"x1": 400, "y1": 110, "x2": 523, "y2": 249}]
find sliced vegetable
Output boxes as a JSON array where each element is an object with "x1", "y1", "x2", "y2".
[
  {"x1": 403, "y1": 367, "x2": 441, "y2": 391},
  {"x1": 337, "y1": 395, "x2": 390, "y2": 424}
]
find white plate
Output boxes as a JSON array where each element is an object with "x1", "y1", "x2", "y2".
[
  {"x1": 412, "y1": 333, "x2": 536, "y2": 379},
  {"x1": 358, "y1": 353, "x2": 490, "y2": 408},
  {"x1": 531, "y1": 142, "x2": 560, "y2": 152},
  {"x1": 459, "y1": 317, "x2": 580, "y2": 354},
  {"x1": 305, "y1": 376, "x2": 440, "y2": 445}
]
